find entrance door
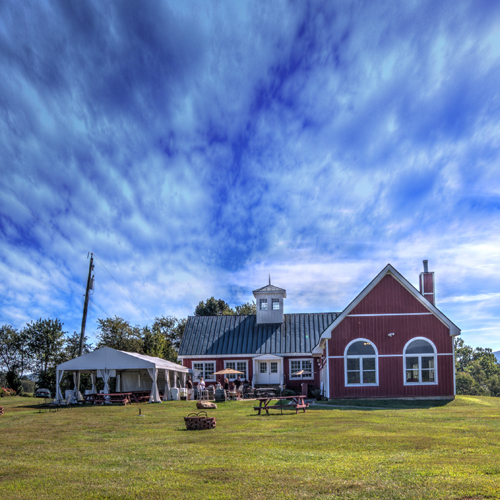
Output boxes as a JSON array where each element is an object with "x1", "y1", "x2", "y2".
[{"x1": 258, "y1": 361, "x2": 280, "y2": 385}]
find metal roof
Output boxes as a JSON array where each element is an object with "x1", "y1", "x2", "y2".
[
  {"x1": 179, "y1": 313, "x2": 339, "y2": 356},
  {"x1": 252, "y1": 284, "x2": 287, "y2": 294}
]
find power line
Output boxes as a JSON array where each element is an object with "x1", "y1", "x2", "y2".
[
  {"x1": 93, "y1": 255, "x2": 154, "y2": 324},
  {"x1": 89, "y1": 297, "x2": 111, "y2": 318}
]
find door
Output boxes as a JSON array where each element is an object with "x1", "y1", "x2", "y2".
[
  {"x1": 259, "y1": 362, "x2": 269, "y2": 385},
  {"x1": 257, "y1": 361, "x2": 280, "y2": 385},
  {"x1": 269, "y1": 361, "x2": 279, "y2": 384}
]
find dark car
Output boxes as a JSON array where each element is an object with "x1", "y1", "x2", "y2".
[{"x1": 35, "y1": 388, "x2": 51, "y2": 398}]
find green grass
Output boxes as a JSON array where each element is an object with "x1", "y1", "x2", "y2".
[{"x1": 1, "y1": 396, "x2": 499, "y2": 499}]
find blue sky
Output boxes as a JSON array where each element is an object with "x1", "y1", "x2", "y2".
[{"x1": 1, "y1": 1, "x2": 499, "y2": 350}]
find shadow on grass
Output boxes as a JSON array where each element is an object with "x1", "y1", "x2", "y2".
[{"x1": 311, "y1": 399, "x2": 454, "y2": 410}]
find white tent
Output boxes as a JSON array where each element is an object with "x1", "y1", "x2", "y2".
[{"x1": 55, "y1": 347, "x2": 189, "y2": 403}]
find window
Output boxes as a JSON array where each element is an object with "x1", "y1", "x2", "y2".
[
  {"x1": 289, "y1": 359, "x2": 313, "y2": 379},
  {"x1": 224, "y1": 361, "x2": 248, "y2": 380},
  {"x1": 345, "y1": 340, "x2": 378, "y2": 386},
  {"x1": 271, "y1": 362, "x2": 278, "y2": 373},
  {"x1": 260, "y1": 299, "x2": 268, "y2": 310},
  {"x1": 260, "y1": 362, "x2": 267, "y2": 373},
  {"x1": 192, "y1": 362, "x2": 215, "y2": 381},
  {"x1": 404, "y1": 338, "x2": 437, "y2": 385},
  {"x1": 272, "y1": 299, "x2": 280, "y2": 310}
]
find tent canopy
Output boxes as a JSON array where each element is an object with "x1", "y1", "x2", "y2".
[
  {"x1": 55, "y1": 347, "x2": 188, "y2": 403},
  {"x1": 57, "y1": 346, "x2": 189, "y2": 373}
]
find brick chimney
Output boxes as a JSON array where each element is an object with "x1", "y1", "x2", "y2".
[{"x1": 419, "y1": 260, "x2": 435, "y2": 305}]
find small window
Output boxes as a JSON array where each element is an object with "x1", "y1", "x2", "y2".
[
  {"x1": 272, "y1": 299, "x2": 280, "y2": 310},
  {"x1": 260, "y1": 299, "x2": 268, "y2": 310},
  {"x1": 345, "y1": 340, "x2": 378, "y2": 386},
  {"x1": 404, "y1": 338, "x2": 437, "y2": 385}
]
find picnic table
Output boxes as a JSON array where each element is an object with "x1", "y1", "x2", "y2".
[
  {"x1": 84, "y1": 393, "x2": 132, "y2": 405},
  {"x1": 254, "y1": 395, "x2": 309, "y2": 415}
]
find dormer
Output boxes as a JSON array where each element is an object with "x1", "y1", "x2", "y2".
[{"x1": 252, "y1": 279, "x2": 286, "y2": 324}]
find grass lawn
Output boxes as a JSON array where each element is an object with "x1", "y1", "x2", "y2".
[{"x1": 1, "y1": 396, "x2": 499, "y2": 499}]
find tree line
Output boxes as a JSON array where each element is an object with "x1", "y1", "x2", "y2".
[
  {"x1": 0, "y1": 297, "x2": 255, "y2": 395},
  {"x1": 0, "y1": 316, "x2": 186, "y2": 395},
  {"x1": 2, "y1": 297, "x2": 498, "y2": 398}
]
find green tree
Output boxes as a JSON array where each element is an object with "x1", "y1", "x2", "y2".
[
  {"x1": 142, "y1": 326, "x2": 166, "y2": 359},
  {"x1": 95, "y1": 317, "x2": 143, "y2": 353},
  {"x1": 454, "y1": 338, "x2": 500, "y2": 397},
  {"x1": 235, "y1": 301, "x2": 256, "y2": 315},
  {"x1": 195, "y1": 297, "x2": 234, "y2": 316},
  {"x1": 151, "y1": 316, "x2": 187, "y2": 362},
  {"x1": 0, "y1": 325, "x2": 32, "y2": 390},
  {"x1": 64, "y1": 331, "x2": 93, "y2": 360},
  {"x1": 24, "y1": 318, "x2": 66, "y2": 393}
]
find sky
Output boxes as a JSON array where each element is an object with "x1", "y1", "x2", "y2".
[{"x1": 1, "y1": 0, "x2": 500, "y2": 350}]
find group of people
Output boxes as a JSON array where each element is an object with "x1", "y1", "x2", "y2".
[{"x1": 185, "y1": 375, "x2": 247, "y2": 399}]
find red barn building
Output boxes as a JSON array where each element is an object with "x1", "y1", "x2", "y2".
[{"x1": 178, "y1": 261, "x2": 460, "y2": 399}]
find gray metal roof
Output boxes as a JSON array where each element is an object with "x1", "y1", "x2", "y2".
[
  {"x1": 179, "y1": 313, "x2": 339, "y2": 357},
  {"x1": 253, "y1": 284, "x2": 287, "y2": 294}
]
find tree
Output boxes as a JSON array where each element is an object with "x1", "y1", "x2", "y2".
[
  {"x1": 24, "y1": 318, "x2": 66, "y2": 392},
  {"x1": 194, "y1": 298, "x2": 257, "y2": 316},
  {"x1": 151, "y1": 316, "x2": 187, "y2": 362},
  {"x1": 142, "y1": 326, "x2": 166, "y2": 359},
  {"x1": 95, "y1": 317, "x2": 143, "y2": 353},
  {"x1": 0, "y1": 325, "x2": 32, "y2": 388},
  {"x1": 454, "y1": 338, "x2": 500, "y2": 397},
  {"x1": 195, "y1": 297, "x2": 234, "y2": 316},
  {"x1": 235, "y1": 301, "x2": 256, "y2": 315},
  {"x1": 64, "y1": 331, "x2": 93, "y2": 360}
]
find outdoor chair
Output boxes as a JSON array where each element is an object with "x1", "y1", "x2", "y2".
[{"x1": 59, "y1": 394, "x2": 73, "y2": 409}]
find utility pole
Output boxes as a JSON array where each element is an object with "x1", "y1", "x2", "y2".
[
  {"x1": 79, "y1": 253, "x2": 94, "y2": 356},
  {"x1": 75, "y1": 253, "x2": 94, "y2": 400}
]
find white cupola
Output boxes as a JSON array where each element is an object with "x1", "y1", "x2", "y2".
[{"x1": 252, "y1": 277, "x2": 286, "y2": 324}]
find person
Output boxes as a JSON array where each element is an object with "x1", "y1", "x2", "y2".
[
  {"x1": 234, "y1": 375, "x2": 242, "y2": 396},
  {"x1": 198, "y1": 377, "x2": 206, "y2": 391},
  {"x1": 186, "y1": 376, "x2": 193, "y2": 400},
  {"x1": 224, "y1": 378, "x2": 229, "y2": 391}
]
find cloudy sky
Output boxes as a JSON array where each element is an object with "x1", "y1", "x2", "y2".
[{"x1": 1, "y1": 1, "x2": 499, "y2": 350}]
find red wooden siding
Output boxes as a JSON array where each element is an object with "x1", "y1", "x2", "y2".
[
  {"x1": 328, "y1": 272, "x2": 455, "y2": 398},
  {"x1": 350, "y1": 275, "x2": 429, "y2": 314}
]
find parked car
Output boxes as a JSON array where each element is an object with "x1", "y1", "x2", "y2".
[{"x1": 35, "y1": 388, "x2": 51, "y2": 398}]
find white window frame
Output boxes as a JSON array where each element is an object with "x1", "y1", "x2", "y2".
[
  {"x1": 344, "y1": 338, "x2": 379, "y2": 387},
  {"x1": 192, "y1": 361, "x2": 216, "y2": 382},
  {"x1": 224, "y1": 360, "x2": 248, "y2": 380},
  {"x1": 260, "y1": 298, "x2": 268, "y2": 310},
  {"x1": 272, "y1": 298, "x2": 280, "y2": 310},
  {"x1": 289, "y1": 359, "x2": 314, "y2": 380},
  {"x1": 403, "y1": 337, "x2": 438, "y2": 386}
]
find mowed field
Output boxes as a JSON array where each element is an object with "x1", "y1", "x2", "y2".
[{"x1": 1, "y1": 396, "x2": 499, "y2": 500}]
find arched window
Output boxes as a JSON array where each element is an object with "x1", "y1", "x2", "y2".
[
  {"x1": 404, "y1": 338, "x2": 437, "y2": 385},
  {"x1": 345, "y1": 339, "x2": 378, "y2": 386}
]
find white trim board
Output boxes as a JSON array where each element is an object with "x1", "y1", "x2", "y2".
[{"x1": 347, "y1": 313, "x2": 433, "y2": 317}]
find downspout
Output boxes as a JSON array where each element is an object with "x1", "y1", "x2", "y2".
[{"x1": 326, "y1": 339, "x2": 330, "y2": 399}]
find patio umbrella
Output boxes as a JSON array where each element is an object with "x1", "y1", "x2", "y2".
[
  {"x1": 213, "y1": 368, "x2": 244, "y2": 375},
  {"x1": 291, "y1": 370, "x2": 305, "y2": 375}
]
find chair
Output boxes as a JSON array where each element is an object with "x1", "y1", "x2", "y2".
[
  {"x1": 59, "y1": 394, "x2": 73, "y2": 409},
  {"x1": 207, "y1": 386, "x2": 215, "y2": 400}
]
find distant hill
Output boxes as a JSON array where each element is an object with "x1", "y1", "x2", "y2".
[{"x1": 494, "y1": 351, "x2": 500, "y2": 363}]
